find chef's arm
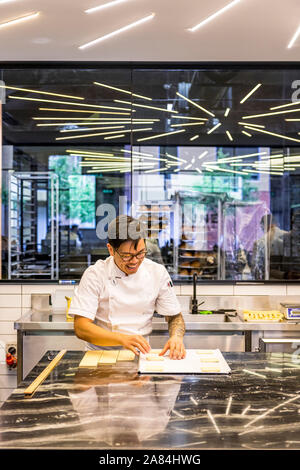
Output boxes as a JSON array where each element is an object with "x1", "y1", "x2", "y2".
[
  {"x1": 159, "y1": 313, "x2": 186, "y2": 359},
  {"x1": 73, "y1": 315, "x2": 150, "y2": 355},
  {"x1": 166, "y1": 313, "x2": 186, "y2": 338}
]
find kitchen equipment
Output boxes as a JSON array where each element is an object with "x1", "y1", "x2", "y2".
[
  {"x1": 243, "y1": 310, "x2": 284, "y2": 322},
  {"x1": 65, "y1": 296, "x2": 73, "y2": 322},
  {"x1": 280, "y1": 303, "x2": 300, "y2": 320}
]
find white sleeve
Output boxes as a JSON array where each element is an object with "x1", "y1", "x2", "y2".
[
  {"x1": 68, "y1": 267, "x2": 101, "y2": 321},
  {"x1": 155, "y1": 267, "x2": 181, "y2": 317}
]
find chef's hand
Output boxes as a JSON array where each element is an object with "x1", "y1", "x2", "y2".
[
  {"x1": 160, "y1": 336, "x2": 186, "y2": 360},
  {"x1": 120, "y1": 334, "x2": 151, "y2": 356}
]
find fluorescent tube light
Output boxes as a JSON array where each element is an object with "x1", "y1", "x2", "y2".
[
  {"x1": 240, "y1": 84, "x2": 262, "y2": 104},
  {"x1": 224, "y1": 108, "x2": 230, "y2": 117},
  {"x1": 242, "y1": 108, "x2": 300, "y2": 119},
  {"x1": 207, "y1": 122, "x2": 221, "y2": 134},
  {"x1": 226, "y1": 130, "x2": 233, "y2": 141},
  {"x1": 287, "y1": 23, "x2": 300, "y2": 49},
  {"x1": 60, "y1": 126, "x2": 125, "y2": 133},
  {"x1": 171, "y1": 122, "x2": 205, "y2": 127},
  {"x1": 242, "y1": 130, "x2": 252, "y2": 137},
  {"x1": 137, "y1": 129, "x2": 185, "y2": 142},
  {"x1": 0, "y1": 85, "x2": 83, "y2": 100},
  {"x1": 198, "y1": 151, "x2": 208, "y2": 160},
  {"x1": 171, "y1": 115, "x2": 208, "y2": 121},
  {"x1": 243, "y1": 125, "x2": 300, "y2": 143},
  {"x1": 0, "y1": 11, "x2": 39, "y2": 29},
  {"x1": 85, "y1": 0, "x2": 133, "y2": 14},
  {"x1": 189, "y1": 135, "x2": 199, "y2": 141},
  {"x1": 188, "y1": 0, "x2": 241, "y2": 32},
  {"x1": 39, "y1": 107, "x2": 131, "y2": 115},
  {"x1": 114, "y1": 99, "x2": 177, "y2": 114},
  {"x1": 79, "y1": 13, "x2": 155, "y2": 50},
  {"x1": 238, "y1": 122, "x2": 265, "y2": 128},
  {"x1": 9, "y1": 95, "x2": 131, "y2": 111},
  {"x1": 94, "y1": 81, "x2": 152, "y2": 101},
  {"x1": 176, "y1": 92, "x2": 215, "y2": 117}
]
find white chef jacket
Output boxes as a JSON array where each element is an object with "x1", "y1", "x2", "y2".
[{"x1": 68, "y1": 256, "x2": 181, "y2": 349}]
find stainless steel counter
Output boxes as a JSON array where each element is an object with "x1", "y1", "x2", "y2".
[{"x1": 14, "y1": 310, "x2": 300, "y2": 385}]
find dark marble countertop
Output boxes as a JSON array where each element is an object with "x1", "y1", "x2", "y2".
[{"x1": 1, "y1": 351, "x2": 300, "y2": 450}]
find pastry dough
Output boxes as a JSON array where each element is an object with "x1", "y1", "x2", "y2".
[
  {"x1": 201, "y1": 367, "x2": 221, "y2": 373},
  {"x1": 199, "y1": 358, "x2": 220, "y2": 363},
  {"x1": 117, "y1": 350, "x2": 136, "y2": 361},
  {"x1": 98, "y1": 350, "x2": 119, "y2": 364},
  {"x1": 146, "y1": 355, "x2": 164, "y2": 361},
  {"x1": 79, "y1": 351, "x2": 103, "y2": 368}
]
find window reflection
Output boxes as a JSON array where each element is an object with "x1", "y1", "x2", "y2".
[{"x1": 1, "y1": 66, "x2": 300, "y2": 281}]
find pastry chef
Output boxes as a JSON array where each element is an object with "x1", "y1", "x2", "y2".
[{"x1": 69, "y1": 215, "x2": 186, "y2": 360}]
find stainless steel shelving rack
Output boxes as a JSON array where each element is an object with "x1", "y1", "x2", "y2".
[{"x1": 8, "y1": 171, "x2": 59, "y2": 280}]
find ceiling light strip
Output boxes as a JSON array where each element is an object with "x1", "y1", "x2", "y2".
[
  {"x1": 238, "y1": 122, "x2": 265, "y2": 128},
  {"x1": 79, "y1": 13, "x2": 155, "y2": 50},
  {"x1": 205, "y1": 166, "x2": 246, "y2": 176},
  {"x1": 188, "y1": 0, "x2": 241, "y2": 32},
  {"x1": 9, "y1": 95, "x2": 131, "y2": 111},
  {"x1": 242, "y1": 130, "x2": 252, "y2": 137},
  {"x1": 243, "y1": 125, "x2": 300, "y2": 143},
  {"x1": 226, "y1": 130, "x2": 233, "y2": 141},
  {"x1": 136, "y1": 129, "x2": 185, "y2": 142},
  {"x1": 190, "y1": 135, "x2": 199, "y2": 141},
  {"x1": 56, "y1": 127, "x2": 152, "y2": 141},
  {"x1": 60, "y1": 126, "x2": 125, "y2": 133},
  {"x1": 287, "y1": 23, "x2": 300, "y2": 49},
  {"x1": 85, "y1": 0, "x2": 133, "y2": 14},
  {"x1": 171, "y1": 115, "x2": 208, "y2": 121},
  {"x1": 224, "y1": 108, "x2": 230, "y2": 117},
  {"x1": 114, "y1": 99, "x2": 177, "y2": 114},
  {"x1": 207, "y1": 122, "x2": 221, "y2": 134},
  {"x1": 240, "y1": 84, "x2": 262, "y2": 104},
  {"x1": 0, "y1": 85, "x2": 84, "y2": 100},
  {"x1": 242, "y1": 108, "x2": 300, "y2": 119},
  {"x1": 0, "y1": 11, "x2": 39, "y2": 29},
  {"x1": 93, "y1": 81, "x2": 152, "y2": 101},
  {"x1": 176, "y1": 92, "x2": 215, "y2": 117},
  {"x1": 39, "y1": 107, "x2": 131, "y2": 115},
  {"x1": 171, "y1": 122, "x2": 205, "y2": 127}
]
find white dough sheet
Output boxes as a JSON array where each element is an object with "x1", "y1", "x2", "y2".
[{"x1": 138, "y1": 349, "x2": 231, "y2": 375}]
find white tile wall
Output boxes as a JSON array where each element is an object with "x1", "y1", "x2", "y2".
[
  {"x1": 181, "y1": 284, "x2": 234, "y2": 296},
  {"x1": 286, "y1": 285, "x2": 300, "y2": 295},
  {"x1": 233, "y1": 284, "x2": 287, "y2": 296}
]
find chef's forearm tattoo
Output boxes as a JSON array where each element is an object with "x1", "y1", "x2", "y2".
[{"x1": 166, "y1": 313, "x2": 185, "y2": 338}]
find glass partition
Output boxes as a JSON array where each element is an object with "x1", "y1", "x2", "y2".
[{"x1": 1, "y1": 64, "x2": 300, "y2": 281}]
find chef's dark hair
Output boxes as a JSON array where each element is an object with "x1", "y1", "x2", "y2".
[{"x1": 107, "y1": 215, "x2": 146, "y2": 250}]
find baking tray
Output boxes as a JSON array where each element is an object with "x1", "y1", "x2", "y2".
[{"x1": 138, "y1": 349, "x2": 231, "y2": 375}]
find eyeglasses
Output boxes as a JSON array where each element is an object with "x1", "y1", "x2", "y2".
[{"x1": 115, "y1": 249, "x2": 148, "y2": 262}]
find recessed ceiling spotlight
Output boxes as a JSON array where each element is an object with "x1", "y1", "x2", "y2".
[
  {"x1": 287, "y1": 23, "x2": 300, "y2": 49},
  {"x1": 188, "y1": 0, "x2": 241, "y2": 32},
  {"x1": 0, "y1": 11, "x2": 39, "y2": 29},
  {"x1": 85, "y1": 0, "x2": 134, "y2": 14},
  {"x1": 79, "y1": 13, "x2": 155, "y2": 49}
]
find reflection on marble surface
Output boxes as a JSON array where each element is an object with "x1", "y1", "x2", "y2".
[{"x1": 0, "y1": 352, "x2": 300, "y2": 449}]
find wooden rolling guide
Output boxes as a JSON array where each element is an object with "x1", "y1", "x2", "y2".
[
  {"x1": 24, "y1": 349, "x2": 67, "y2": 397},
  {"x1": 78, "y1": 350, "x2": 103, "y2": 368}
]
